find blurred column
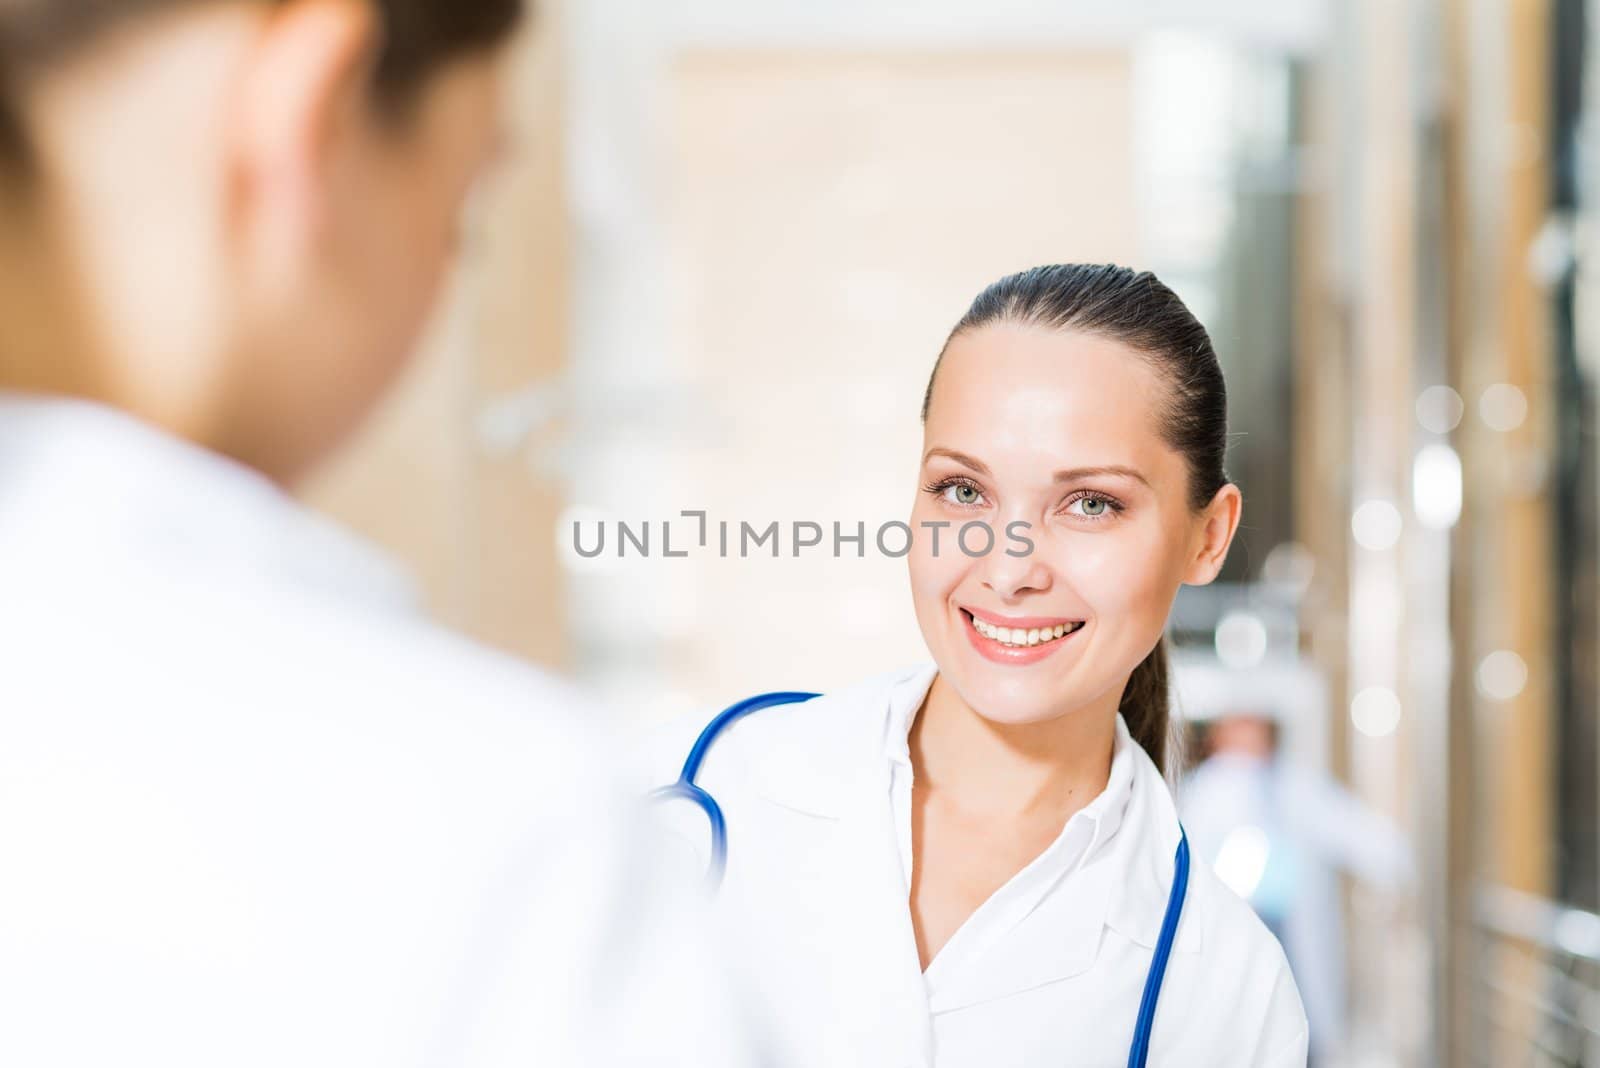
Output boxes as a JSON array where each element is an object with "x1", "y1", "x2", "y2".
[
  {"x1": 1350, "y1": 0, "x2": 1428, "y2": 1061},
  {"x1": 1442, "y1": 0, "x2": 1557, "y2": 1061},
  {"x1": 1304, "y1": 1, "x2": 1437, "y2": 1063}
]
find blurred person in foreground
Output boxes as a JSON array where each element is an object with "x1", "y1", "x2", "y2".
[
  {"x1": 1179, "y1": 677, "x2": 1416, "y2": 1065},
  {"x1": 0, "y1": 2, "x2": 750, "y2": 1065}
]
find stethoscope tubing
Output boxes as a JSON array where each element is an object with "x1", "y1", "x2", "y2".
[{"x1": 651, "y1": 691, "x2": 821, "y2": 888}]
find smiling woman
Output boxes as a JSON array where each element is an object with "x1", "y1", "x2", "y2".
[
  {"x1": 644, "y1": 263, "x2": 1309, "y2": 1068},
  {"x1": 912, "y1": 262, "x2": 1234, "y2": 775}
]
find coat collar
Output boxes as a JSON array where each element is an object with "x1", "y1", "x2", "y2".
[
  {"x1": 1102, "y1": 736, "x2": 1205, "y2": 955},
  {"x1": 930, "y1": 727, "x2": 1204, "y2": 1013},
  {"x1": 740, "y1": 661, "x2": 1203, "y2": 1014}
]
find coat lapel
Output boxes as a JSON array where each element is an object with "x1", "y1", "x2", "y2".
[
  {"x1": 924, "y1": 856, "x2": 1115, "y2": 1014},
  {"x1": 1101, "y1": 749, "x2": 1204, "y2": 957}
]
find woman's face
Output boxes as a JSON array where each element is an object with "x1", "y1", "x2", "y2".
[{"x1": 907, "y1": 322, "x2": 1238, "y2": 727}]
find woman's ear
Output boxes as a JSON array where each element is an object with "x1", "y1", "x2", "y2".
[
  {"x1": 225, "y1": 0, "x2": 379, "y2": 271},
  {"x1": 1182, "y1": 482, "x2": 1242, "y2": 586}
]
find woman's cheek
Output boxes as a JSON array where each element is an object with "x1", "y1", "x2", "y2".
[
  {"x1": 907, "y1": 532, "x2": 964, "y2": 609},
  {"x1": 1053, "y1": 528, "x2": 1164, "y2": 619},
  {"x1": 907, "y1": 501, "x2": 959, "y2": 582},
  {"x1": 1047, "y1": 535, "x2": 1118, "y2": 601}
]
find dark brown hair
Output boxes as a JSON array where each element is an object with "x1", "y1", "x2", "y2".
[
  {"x1": 0, "y1": 0, "x2": 523, "y2": 173},
  {"x1": 921, "y1": 263, "x2": 1231, "y2": 774}
]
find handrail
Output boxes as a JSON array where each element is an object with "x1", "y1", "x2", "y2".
[{"x1": 1473, "y1": 882, "x2": 1600, "y2": 964}]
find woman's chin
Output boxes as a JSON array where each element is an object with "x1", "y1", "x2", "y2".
[{"x1": 941, "y1": 665, "x2": 1073, "y2": 726}]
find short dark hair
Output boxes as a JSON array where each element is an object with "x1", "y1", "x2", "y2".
[
  {"x1": 0, "y1": 0, "x2": 524, "y2": 172},
  {"x1": 922, "y1": 263, "x2": 1232, "y2": 773}
]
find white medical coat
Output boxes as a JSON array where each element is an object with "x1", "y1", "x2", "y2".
[
  {"x1": 642, "y1": 663, "x2": 1309, "y2": 1067},
  {"x1": 0, "y1": 395, "x2": 749, "y2": 1067}
]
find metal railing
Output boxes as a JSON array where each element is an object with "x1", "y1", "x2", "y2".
[{"x1": 1468, "y1": 883, "x2": 1600, "y2": 1066}]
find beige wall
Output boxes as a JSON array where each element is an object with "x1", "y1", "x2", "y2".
[{"x1": 657, "y1": 50, "x2": 1138, "y2": 703}]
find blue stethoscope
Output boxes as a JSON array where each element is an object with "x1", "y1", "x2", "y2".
[{"x1": 652, "y1": 691, "x2": 1192, "y2": 1068}]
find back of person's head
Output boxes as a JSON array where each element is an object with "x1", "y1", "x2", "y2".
[{"x1": 0, "y1": 0, "x2": 524, "y2": 482}]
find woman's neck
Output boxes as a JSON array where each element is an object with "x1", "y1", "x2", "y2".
[
  {"x1": 0, "y1": 174, "x2": 238, "y2": 464},
  {"x1": 909, "y1": 672, "x2": 1119, "y2": 821}
]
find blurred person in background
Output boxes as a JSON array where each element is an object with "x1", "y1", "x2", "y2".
[
  {"x1": 1180, "y1": 693, "x2": 1416, "y2": 1065},
  {"x1": 0, "y1": 1, "x2": 750, "y2": 1065},
  {"x1": 645, "y1": 265, "x2": 1308, "y2": 1067}
]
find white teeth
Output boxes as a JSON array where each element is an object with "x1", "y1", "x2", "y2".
[{"x1": 970, "y1": 614, "x2": 1082, "y2": 648}]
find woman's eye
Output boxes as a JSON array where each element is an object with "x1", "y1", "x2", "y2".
[
  {"x1": 1065, "y1": 493, "x2": 1120, "y2": 520},
  {"x1": 946, "y1": 483, "x2": 981, "y2": 506}
]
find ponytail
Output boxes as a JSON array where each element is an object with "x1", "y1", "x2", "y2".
[{"x1": 1118, "y1": 635, "x2": 1173, "y2": 775}]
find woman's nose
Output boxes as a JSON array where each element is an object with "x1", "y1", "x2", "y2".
[{"x1": 977, "y1": 536, "x2": 1054, "y2": 601}]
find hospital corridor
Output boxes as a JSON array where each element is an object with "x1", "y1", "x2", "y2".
[{"x1": 1, "y1": 0, "x2": 1598, "y2": 1065}]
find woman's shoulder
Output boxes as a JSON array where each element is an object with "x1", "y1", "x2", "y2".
[
  {"x1": 1183, "y1": 857, "x2": 1294, "y2": 969},
  {"x1": 1176, "y1": 858, "x2": 1309, "y2": 1057}
]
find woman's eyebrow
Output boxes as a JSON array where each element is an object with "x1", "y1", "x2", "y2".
[
  {"x1": 1053, "y1": 464, "x2": 1152, "y2": 488},
  {"x1": 921, "y1": 448, "x2": 990, "y2": 474},
  {"x1": 924, "y1": 449, "x2": 1152, "y2": 489}
]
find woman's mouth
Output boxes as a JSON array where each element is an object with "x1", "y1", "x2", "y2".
[{"x1": 959, "y1": 607, "x2": 1086, "y2": 664}]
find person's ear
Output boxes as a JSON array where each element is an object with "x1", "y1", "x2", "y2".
[
  {"x1": 224, "y1": 0, "x2": 379, "y2": 274},
  {"x1": 1181, "y1": 482, "x2": 1242, "y2": 586}
]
